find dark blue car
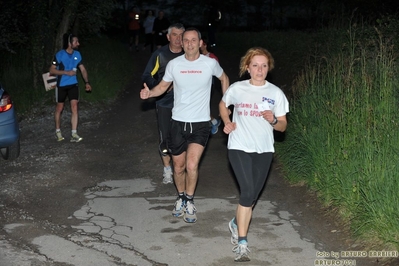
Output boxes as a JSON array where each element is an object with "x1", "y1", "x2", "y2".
[{"x1": 0, "y1": 84, "x2": 20, "y2": 160}]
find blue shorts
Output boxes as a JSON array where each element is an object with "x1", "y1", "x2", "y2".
[{"x1": 167, "y1": 119, "x2": 212, "y2": 156}]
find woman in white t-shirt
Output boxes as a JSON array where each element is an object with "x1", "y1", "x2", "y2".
[{"x1": 219, "y1": 47, "x2": 289, "y2": 262}]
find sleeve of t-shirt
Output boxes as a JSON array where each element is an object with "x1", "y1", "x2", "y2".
[
  {"x1": 222, "y1": 83, "x2": 235, "y2": 107},
  {"x1": 162, "y1": 60, "x2": 174, "y2": 83},
  {"x1": 274, "y1": 90, "x2": 290, "y2": 116},
  {"x1": 75, "y1": 51, "x2": 83, "y2": 67},
  {"x1": 212, "y1": 60, "x2": 224, "y2": 79},
  {"x1": 52, "y1": 53, "x2": 59, "y2": 66}
]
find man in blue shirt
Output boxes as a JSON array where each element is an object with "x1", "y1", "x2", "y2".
[{"x1": 49, "y1": 34, "x2": 92, "y2": 142}]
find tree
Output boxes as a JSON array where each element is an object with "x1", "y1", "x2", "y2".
[{"x1": 0, "y1": 0, "x2": 115, "y2": 89}]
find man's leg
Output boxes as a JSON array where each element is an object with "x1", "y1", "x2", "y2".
[
  {"x1": 55, "y1": 102, "x2": 64, "y2": 130},
  {"x1": 70, "y1": 99, "x2": 78, "y2": 131},
  {"x1": 156, "y1": 105, "x2": 173, "y2": 184},
  {"x1": 172, "y1": 151, "x2": 187, "y2": 193},
  {"x1": 185, "y1": 143, "x2": 205, "y2": 195},
  {"x1": 55, "y1": 102, "x2": 65, "y2": 141},
  {"x1": 171, "y1": 151, "x2": 187, "y2": 217},
  {"x1": 180, "y1": 143, "x2": 205, "y2": 223}
]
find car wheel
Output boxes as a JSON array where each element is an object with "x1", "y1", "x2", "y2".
[{"x1": 0, "y1": 138, "x2": 20, "y2": 160}]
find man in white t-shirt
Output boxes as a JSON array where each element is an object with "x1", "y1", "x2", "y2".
[{"x1": 140, "y1": 27, "x2": 229, "y2": 223}]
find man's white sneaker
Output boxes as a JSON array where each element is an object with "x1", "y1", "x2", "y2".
[
  {"x1": 162, "y1": 168, "x2": 173, "y2": 184},
  {"x1": 183, "y1": 200, "x2": 197, "y2": 223},
  {"x1": 55, "y1": 131, "x2": 64, "y2": 141},
  {"x1": 172, "y1": 197, "x2": 185, "y2": 217},
  {"x1": 70, "y1": 133, "x2": 83, "y2": 143}
]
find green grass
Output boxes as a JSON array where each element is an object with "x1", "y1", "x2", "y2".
[{"x1": 275, "y1": 23, "x2": 399, "y2": 250}]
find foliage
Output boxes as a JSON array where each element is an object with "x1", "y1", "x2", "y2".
[
  {"x1": 0, "y1": 0, "x2": 117, "y2": 91},
  {"x1": 275, "y1": 20, "x2": 399, "y2": 249},
  {"x1": 0, "y1": 37, "x2": 134, "y2": 114},
  {"x1": 0, "y1": 1, "x2": 28, "y2": 52},
  {"x1": 75, "y1": 0, "x2": 116, "y2": 36}
]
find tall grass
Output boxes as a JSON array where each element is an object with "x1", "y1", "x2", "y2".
[
  {"x1": 276, "y1": 23, "x2": 399, "y2": 248},
  {"x1": 0, "y1": 36, "x2": 134, "y2": 114}
]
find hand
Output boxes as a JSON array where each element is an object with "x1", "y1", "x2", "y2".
[
  {"x1": 166, "y1": 84, "x2": 174, "y2": 93},
  {"x1": 261, "y1": 110, "x2": 274, "y2": 123},
  {"x1": 85, "y1": 83, "x2": 92, "y2": 93},
  {"x1": 140, "y1": 83, "x2": 150, "y2": 99},
  {"x1": 223, "y1": 121, "x2": 236, "y2": 134},
  {"x1": 65, "y1": 70, "x2": 76, "y2": 76}
]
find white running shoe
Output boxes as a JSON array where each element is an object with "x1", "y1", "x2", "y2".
[
  {"x1": 228, "y1": 218, "x2": 238, "y2": 245},
  {"x1": 162, "y1": 168, "x2": 173, "y2": 184},
  {"x1": 172, "y1": 197, "x2": 185, "y2": 217},
  {"x1": 183, "y1": 200, "x2": 197, "y2": 223},
  {"x1": 55, "y1": 131, "x2": 64, "y2": 141},
  {"x1": 70, "y1": 133, "x2": 83, "y2": 143},
  {"x1": 232, "y1": 241, "x2": 251, "y2": 262}
]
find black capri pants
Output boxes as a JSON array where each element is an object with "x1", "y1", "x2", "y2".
[{"x1": 228, "y1": 150, "x2": 273, "y2": 207}]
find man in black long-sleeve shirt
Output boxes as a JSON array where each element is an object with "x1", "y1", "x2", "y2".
[{"x1": 141, "y1": 23, "x2": 185, "y2": 184}]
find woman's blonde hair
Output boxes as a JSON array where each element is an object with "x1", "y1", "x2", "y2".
[{"x1": 239, "y1": 47, "x2": 275, "y2": 77}]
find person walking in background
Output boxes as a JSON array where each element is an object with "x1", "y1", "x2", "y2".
[
  {"x1": 128, "y1": 6, "x2": 141, "y2": 51},
  {"x1": 153, "y1": 11, "x2": 170, "y2": 49},
  {"x1": 141, "y1": 23, "x2": 185, "y2": 185},
  {"x1": 49, "y1": 33, "x2": 92, "y2": 143},
  {"x1": 140, "y1": 28, "x2": 229, "y2": 223},
  {"x1": 142, "y1": 10, "x2": 155, "y2": 53},
  {"x1": 206, "y1": 3, "x2": 221, "y2": 47},
  {"x1": 219, "y1": 47, "x2": 289, "y2": 262},
  {"x1": 200, "y1": 37, "x2": 221, "y2": 134}
]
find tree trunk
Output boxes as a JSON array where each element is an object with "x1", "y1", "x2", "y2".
[
  {"x1": 55, "y1": 0, "x2": 79, "y2": 51},
  {"x1": 28, "y1": 1, "x2": 50, "y2": 90},
  {"x1": 29, "y1": 0, "x2": 79, "y2": 90}
]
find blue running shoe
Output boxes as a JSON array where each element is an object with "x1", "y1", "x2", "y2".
[
  {"x1": 228, "y1": 218, "x2": 238, "y2": 245},
  {"x1": 211, "y1": 119, "x2": 221, "y2": 135}
]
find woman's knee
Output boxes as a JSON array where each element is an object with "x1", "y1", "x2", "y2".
[{"x1": 239, "y1": 195, "x2": 255, "y2": 207}]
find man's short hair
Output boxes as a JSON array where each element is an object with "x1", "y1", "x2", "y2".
[
  {"x1": 168, "y1": 23, "x2": 185, "y2": 34},
  {"x1": 183, "y1": 27, "x2": 201, "y2": 40}
]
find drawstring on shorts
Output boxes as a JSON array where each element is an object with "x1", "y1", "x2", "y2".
[{"x1": 183, "y1": 122, "x2": 193, "y2": 133}]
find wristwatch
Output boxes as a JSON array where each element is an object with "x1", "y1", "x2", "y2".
[{"x1": 270, "y1": 116, "x2": 278, "y2": 126}]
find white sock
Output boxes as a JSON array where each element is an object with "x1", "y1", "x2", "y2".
[
  {"x1": 72, "y1": 130, "x2": 77, "y2": 135},
  {"x1": 211, "y1": 118, "x2": 218, "y2": 125}
]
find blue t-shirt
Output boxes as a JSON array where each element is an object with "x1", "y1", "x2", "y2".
[{"x1": 52, "y1": 50, "x2": 82, "y2": 87}]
